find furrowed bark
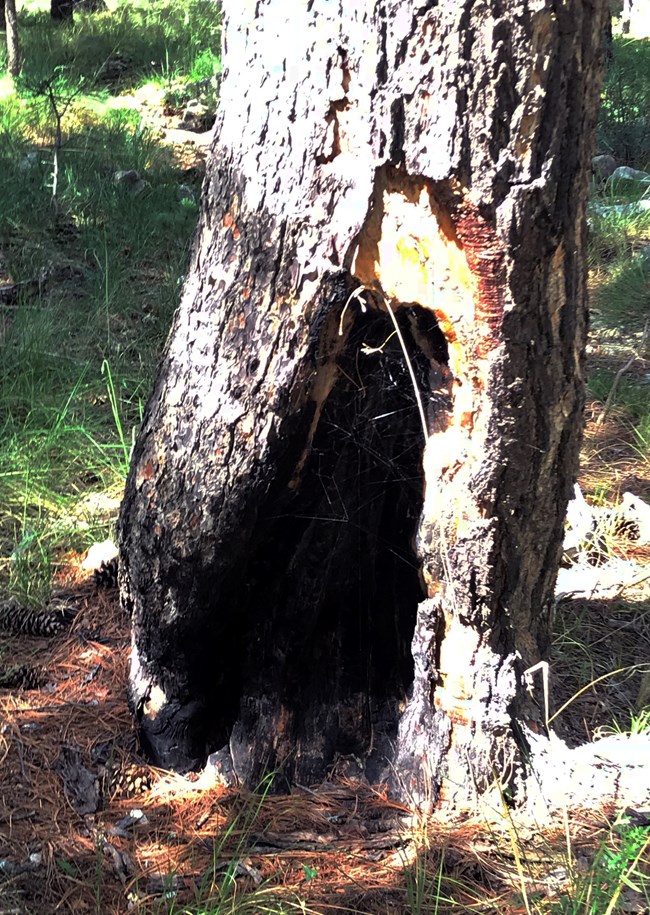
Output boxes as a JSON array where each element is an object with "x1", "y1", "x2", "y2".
[{"x1": 119, "y1": 0, "x2": 607, "y2": 807}]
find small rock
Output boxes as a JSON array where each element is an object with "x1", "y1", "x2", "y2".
[
  {"x1": 113, "y1": 169, "x2": 141, "y2": 188},
  {"x1": 18, "y1": 151, "x2": 40, "y2": 171},
  {"x1": 113, "y1": 809, "x2": 147, "y2": 833},
  {"x1": 98, "y1": 54, "x2": 131, "y2": 81},
  {"x1": 131, "y1": 179, "x2": 150, "y2": 196},
  {"x1": 610, "y1": 165, "x2": 650, "y2": 184},
  {"x1": 113, "y1": 170, "x2": 149, "y2": 196},
  {"x1": 182, "y1": 101, "x2": 208, "y2": 123},
  {"x1": 592, "y1": 154, "x2": 617, "y2": 180}
]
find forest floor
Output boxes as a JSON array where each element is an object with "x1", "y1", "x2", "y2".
[{"x1": 1, "y1": 4, "x2": 650, "y2": 914}]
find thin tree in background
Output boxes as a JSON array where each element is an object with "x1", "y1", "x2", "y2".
[{"x1": 5, "y1": 0, "x2": 20, "y2": 78}]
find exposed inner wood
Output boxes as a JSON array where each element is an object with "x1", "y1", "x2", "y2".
[{"x1": 350, "y1": 169, "x2": 508, "y2": 740}]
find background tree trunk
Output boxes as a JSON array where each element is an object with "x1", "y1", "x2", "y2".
[
  {"x1": 50, "y1": 0, "x2": 73, "y2": 22},
  {"x1": 0, "y1": 0, "x2": 6, "y2": 33},
  {"x1": 5, "y1": 0, "x2": 19, "y2": 78},
  {"x1": 120, "y1": 0, "x2": 607, "y2": 808}
]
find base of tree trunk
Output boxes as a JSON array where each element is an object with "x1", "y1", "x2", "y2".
[{"x1": 196, "y1": 723, "x2": 650, "y2": 820}]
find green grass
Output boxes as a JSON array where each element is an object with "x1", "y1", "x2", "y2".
[
  {"x1": 0, "y1": 0, "x2": 217, "y2": 596},
  {"x1": 599, "y1": 35, "x2": 650, "y2": 167},
  {"x1": 550, "y1": 817, "x2": 650, "y2": 915},
  {"x1": 2, "y1": 0, "x2": 221, "y2": 92},
  {"x1": 587, "y1": 38, "x2": 650, "y2": 466}
]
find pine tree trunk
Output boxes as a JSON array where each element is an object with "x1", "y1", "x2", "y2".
[
  {"x1": 119, "y1": 0, "x2": 607, "y2": 808},
  {"x1": 5, "y1": 0, "x2": 19, "y2": 78}
]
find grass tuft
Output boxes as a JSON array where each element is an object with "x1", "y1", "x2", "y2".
[{"x1": 0, "y1": 0, "x2": 216, "y2": 593}]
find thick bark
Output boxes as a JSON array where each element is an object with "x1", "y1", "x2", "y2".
[
  {"x1": 120, "y1": 0, "x2": 607, "y2": 808},
  {"x1": 5, "y1": 0, "x2": 19, "y2": 78},
  {"x1": 50, "y1": 0, "x2": 73, "y2": 22}
]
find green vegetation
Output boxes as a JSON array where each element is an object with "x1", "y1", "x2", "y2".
[
  {"x1": 2, "y1": 0, "x2": 220, "y2": 90},
  {"x1": 0, "y1": 0, "x2": 216, "y2": 600},
  {"x1": 587, "y1": 34, "x2": 650, "y2": 493},
  {"x1": 599, "y1": 36, "x2": 650, "y2": 167},
  {"x1": 551, "y1": 818, "x2": 650, "y2": 915}
]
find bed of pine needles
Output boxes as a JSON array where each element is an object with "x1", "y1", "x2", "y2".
[{"x1": 0, "y1": 528, "x2": 648, "y2": 914}]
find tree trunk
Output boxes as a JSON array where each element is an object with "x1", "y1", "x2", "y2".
[
  {"x1": 119, "y1": 0, "x2": 607, "y2": 809},
  {"x1": 50, "y1": 0, "x2": 73, "y2": 22},
  {"x1": 603, "y1": 10, "x2": 613, "y2": 64},
  {"x1": 0, "y1": 0, "x2": 6, "y2": 33},
  {"x1": 5, "y1": 0, "x2": 19, "y2": 78}
]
